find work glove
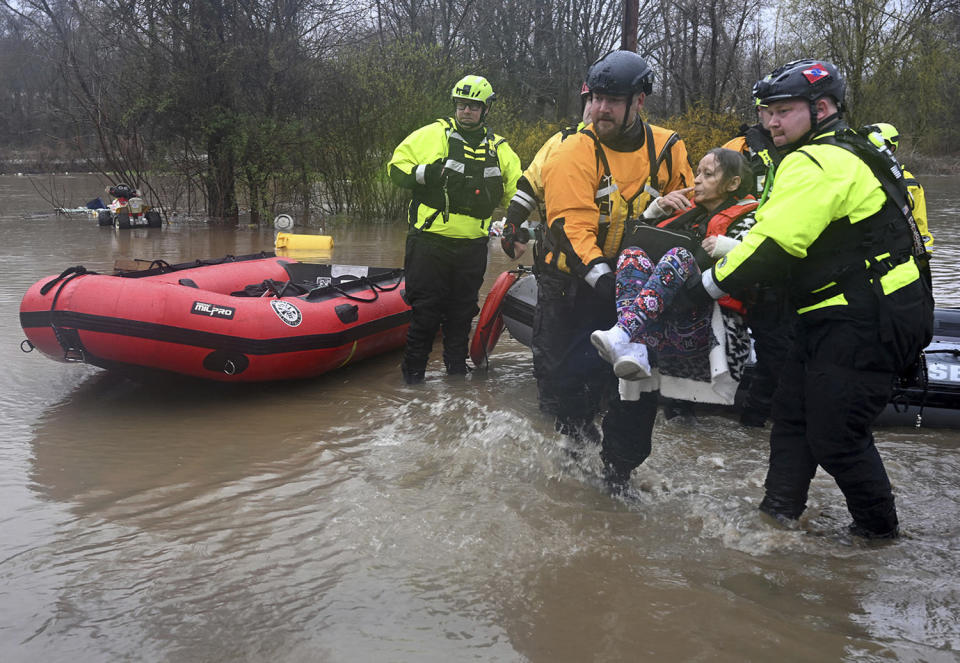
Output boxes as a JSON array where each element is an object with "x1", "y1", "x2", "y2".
[
  {"x1": 422, "y1": 161, "x2": 444, "y2": 187},
  {"x1": 683, "y1": 271, "x2": 716, "y2": 307},
  {"x1": 500, "y1": 220, "x2": 531, "y2": 259},
  {"x1": 594, "y1": 272, "x2": 616, "y2": 302}
]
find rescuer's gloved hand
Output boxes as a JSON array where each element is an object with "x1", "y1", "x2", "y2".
[
  {"x1": 421, "y1": 161, "x2": 444, "y2": 187},
  {"x1": 683, "y1": 271, "x2": 715, "y2": 307},
  {"x1": 594, "y1": 272, "x2": 616, "y2": 302},
  {"x1": 500, "y1": 221, "x2": 530, "y2": 259}
]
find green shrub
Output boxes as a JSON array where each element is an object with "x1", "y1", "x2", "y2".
[{"x1": 657, "y1": 103, "x2": 744, "y2": 164}]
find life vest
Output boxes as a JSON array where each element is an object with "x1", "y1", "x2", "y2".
[
  {"x1": 787, "y1": 128, "x2": 926, "y2": 310},
  {"x1": 656, "y1": 198, "x2": 759, "y2": 315},
  {"x1": 416, "y1": 118, "x2": 505, "y2": 229},
  {"x1": 902, "y1": 169, "x2": 933, "y2": 253},
  {"x1": 541, "y1": 124, "x2": 679, "y2": 273},
  {"x1": 743, "y1": 126, "x2": 780, "y2": 204}
]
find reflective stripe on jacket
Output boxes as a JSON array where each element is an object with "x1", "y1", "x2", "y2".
[
  {"x1": 707, "y1": 131, "x2": 921, "y2": 315},
  {"x1": 388, "y1": 118, "x2": 521, "y2": 239},
  {"x1": 540, "y1": 122, "x2": 693, "y2": 278}
]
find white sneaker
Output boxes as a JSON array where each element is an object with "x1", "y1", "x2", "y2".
[
  {"x1": 590, "y1": 327, "x2": 651, "y2": 378},
  {"x1": 590, "y1": 325, "x2": 631, "y2": 364},
  {"x1": 613, "y1": 343, "x2": 651, "y2": 380}
]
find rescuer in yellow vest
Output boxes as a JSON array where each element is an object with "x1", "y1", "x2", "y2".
[
  {"x1": 388, "y1": 75, "x2": 522, "y2": 383},
  {"x1": 688, "y1": 59, "x2": 933, "y2": 539}
]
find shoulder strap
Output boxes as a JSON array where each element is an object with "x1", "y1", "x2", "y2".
[
  {"x1": 560, "y1": 123, "x2": 580, "y2": 140},
  {"x1": 812, "y1": 129, "x2": 925, "y2": 258},
  {"x1": 580, "y1": 127, "x2": 612, "y2": 179},
  {"x1": 743, "y1": 126, "x2": 781, "y2": 170},
  {"x1": 652, "y1": 131, "x2": 680, "y2": 194},
  {"x1": 644, "y1": 123, "x2": 658, "y2": 192}
]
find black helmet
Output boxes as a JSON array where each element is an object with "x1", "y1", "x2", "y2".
[
  {"x1": 752, "y1": 59, "x2": 846, "y2": 110},
  {"x1": 586, "y1": 50, "x2": 654, "y2": 97}
]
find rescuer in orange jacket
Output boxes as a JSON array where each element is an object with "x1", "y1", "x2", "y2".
[{"x1": 534, "y1": 50, "x2": 694, "y2": 492}]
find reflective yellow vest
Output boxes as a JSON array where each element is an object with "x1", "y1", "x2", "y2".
[{"x1": 388, "y1": 118, "x2": 521, "y2": 239}]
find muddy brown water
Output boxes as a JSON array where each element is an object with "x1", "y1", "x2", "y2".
[{"x1": 1, "y1": 174, "x2": 959, "y2": 662}]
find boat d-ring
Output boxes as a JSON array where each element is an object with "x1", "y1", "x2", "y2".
[
  {"x1": 223, "y1": 359, "x2": 237, "y2": 375},
  {"x1": 21, "y1": 339, "x2": 34, "y2": 353}
]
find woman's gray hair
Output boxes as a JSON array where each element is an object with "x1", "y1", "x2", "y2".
[{"x1": 706, "y1": 147, "x2": 753, "y2": 199}]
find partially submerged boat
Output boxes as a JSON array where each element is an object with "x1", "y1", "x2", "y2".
[
  {"x1": 472, "y1": 267, "x2": 960, "y2": 428},
  {"x1": 20, "y1": 253, "x2": 410, "y2": 381}
]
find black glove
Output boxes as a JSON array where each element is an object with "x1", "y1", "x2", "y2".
[
  {"x1": 594, "y1": 272, "x2": 616, "y2": 302},
  {"x1": 500, "y1": 220, "x2": 530, "y2": 259},
  {"x1": 422, "y1": 161, "x2": 444, "y2": 187},
  {"x1": 683, "y1": 271, "x2": 715, "y2": 307}
]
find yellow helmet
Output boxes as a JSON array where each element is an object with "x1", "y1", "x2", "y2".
[
  {"x1": 452, "y1": 75, "x2": 495, "y2": 106},
  {"x1": 867, "y1": 122, "x2": 900, "y2": 153}
]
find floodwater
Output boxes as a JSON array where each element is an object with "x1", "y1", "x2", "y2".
[{"x1": 1, "y1": 173, "x2": 959, "y2": 662}]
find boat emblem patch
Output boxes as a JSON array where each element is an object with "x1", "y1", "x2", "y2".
[
  {"x1": 191, "y1": 301, "x2": 236, "y2": 319},
  {"x1": 271, "y1": 300, "x2": 302, "y2": 327}
]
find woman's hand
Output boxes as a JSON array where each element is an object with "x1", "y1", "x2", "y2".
[
  {"x1": 657, "y1": 187, "x2": 694, "y2": 213},
  {"x1": 702, "y1": 234, "x2": 740, "y2": 258},
  {"x1": 702, "y1": 236, "x2": 719, "y2": 256}
]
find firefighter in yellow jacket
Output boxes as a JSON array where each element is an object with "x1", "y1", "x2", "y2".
[
  {"x1": 388, "y1": 75, "x2": 521, "y2": 383},
  {"x1": 536, "y1": 50, "x2": 694, "y2": 490},
  {"x1": 690, "y1": 60, "x2": 933, "y2": 538}
]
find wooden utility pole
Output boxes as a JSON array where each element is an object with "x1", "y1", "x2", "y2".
[{"x1": 621, "y1": 0, "x2": 638, "y2": 52}]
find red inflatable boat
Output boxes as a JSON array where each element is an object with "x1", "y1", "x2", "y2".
[{"x1": 20, "y1": 253, "x2": 411, "y2": 381}]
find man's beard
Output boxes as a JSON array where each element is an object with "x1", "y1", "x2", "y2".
[{"x1": 593, "y1": 115, "x2": 619, "y2": 140}]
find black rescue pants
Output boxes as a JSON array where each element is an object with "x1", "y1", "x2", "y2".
[
  {"x1": 759, "y1": 278, "x2": 933, "y2": 535},
  {"x1": 402, "y1": 230, "x2": 488, "y2": 374},
  {"x1": 741, "y1": 286, "x2": 795, "y2": 426},
  {"x1": 532, "y1": 268, "x2": 658, "y2": 476}
]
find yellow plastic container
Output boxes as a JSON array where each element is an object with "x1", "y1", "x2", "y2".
[{"x1": 275, "y1": 232, "x2": 334, "y2": 250}]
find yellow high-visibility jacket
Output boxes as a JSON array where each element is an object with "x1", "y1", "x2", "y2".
[
  {"x1": 903, "y1": 167, "x2": 933, "y2": 252},
  {"x1": 388, "y1": 118, "x2": 521, "y2": 239},
  {"x1": 703, "y1": 130, "x2": 923, "y2": 315}
]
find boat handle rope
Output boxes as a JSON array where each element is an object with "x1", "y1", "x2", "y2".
[
  {"x1": 146, "y1": 259, "x2": 172, "y2": 271},
  {"x1": 914, "y1": 350, "x2": 929, "y2": 429},
  {"x1": 328, "y1": 271, "x2": 405, "y2": 303},
  {"x1": 39, "y1": 267, "x2": 96, "y2": 362},
  {"x1": 40, "y1": 265, "x2": 96, "y2": 296},
  {"x1": 905, "y1": 346, "x2": 960, "y2": 429}
]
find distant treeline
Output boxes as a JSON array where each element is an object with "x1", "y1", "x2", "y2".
[{"x1": 0, "y1": 0, "x2": 957, "y2": 222}]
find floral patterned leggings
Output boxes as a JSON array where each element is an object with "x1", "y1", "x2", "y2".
[{"x1": 615, "y1": 246, "x2": 699, "y2": 348}]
